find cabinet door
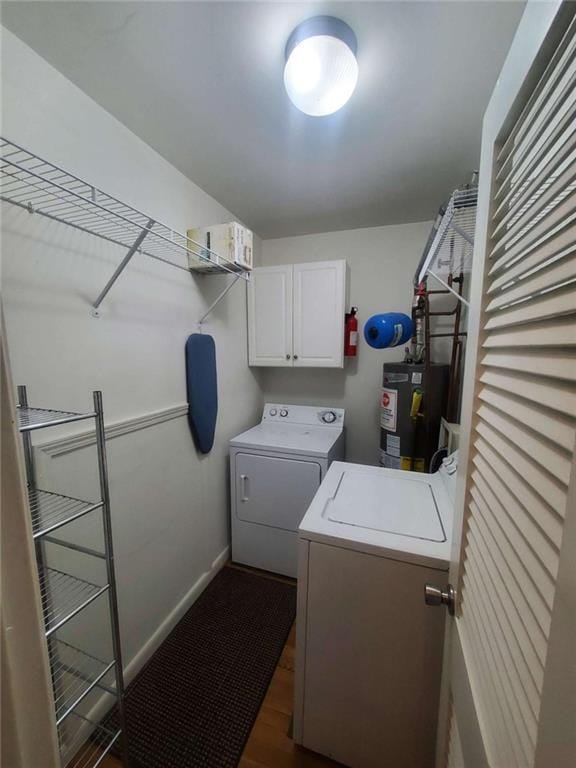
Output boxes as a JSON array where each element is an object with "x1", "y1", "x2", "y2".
[
  {"x1": 247, "y1": 265, "x2": 293, "y2": 366},
  {"x1": 301, "y1": 542, "x2": 445, "y2": 767},
  {"x1": 293, "y1": 260, "x2": 345, "y2": 368}
]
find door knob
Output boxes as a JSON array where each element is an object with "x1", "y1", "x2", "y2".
[
  {"x1": 286, "y1": 354, "x2": 291, "y2": 360},
  {"x1": 424, "y1": 583, "x2": 455, "y2": 615}
]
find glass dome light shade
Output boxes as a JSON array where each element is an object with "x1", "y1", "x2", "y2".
[{"x1": 284, "y1": 16, "x2": 358, "y2": 117}]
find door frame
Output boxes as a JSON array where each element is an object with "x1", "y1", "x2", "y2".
[
  {"x1": 1, "y1": 314, "x2": 60, "y2": 768},
  {"x1": 436, "y1": 2, "x2": 575, "y2": 764}
]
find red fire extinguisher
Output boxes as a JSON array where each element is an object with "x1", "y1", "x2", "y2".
[{"x1": 344, "y1": 307, "x2": 359, "y2": 357}]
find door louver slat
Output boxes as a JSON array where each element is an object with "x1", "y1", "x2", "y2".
[
  {"x1": 462, "y1": 574, "x2": 532, "y2": 767},
  {"x1": 489, "y1": 218, "x2": 575, "y2": 278},
  {"x1": 479, "y1": 368, "x2": 576, "y2": 413},
  {"x1": 476, "y1": 403, "x2": 571, "y2": 482},
  {"x1": 459, "y1": 18, "x2": 576, "y2": 764},
  {"x1": 487, "y1": 243, "x2": 575, "y2": 296},
  {"x1": 478, "y1": 385, "x2": 575, "y2": 450},
  {"x1": 467, "y1": 499, "x2": 548, "y2": 668},
  {"x1": 482, "y1": 348, "x2": 576, "y2": 380},
  {"x1": 494, "y1": 121, "x2": 576, "y2": 222},
  {"x1": 482, "y1": 316, "x2": 576, "y2": 348},
  {"x1": 465, "y1": 544, "x2": 539, "y2": 733},
  {"x1": 475, "y1": 421, "x2": 566, "y2": 510},
  {"x1": 496, "y1": 15, "x2": 576, "y2": 168},
  {"x1": 493, "y1": 143, "x2": 576, "y2": 241},
  {"x1": 470, "y1": 480, "x2": 555, "y2": 611},
  {"x1": 483, "y1": 285, "x2": 576, "y2": 329},
  {"x1": 486, "y1": 252, "x2": 576, "y2": 310},
  {"x1": 474, "y1": 436, "x2": 563, "y2": 546},
  {"x1": 490, "y1": 191, "x2": 576, "y2": 261}
]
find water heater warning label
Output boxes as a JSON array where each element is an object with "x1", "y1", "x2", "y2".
[{"x1": 380, "y1": 388, "x2": 398, "y2": 431}]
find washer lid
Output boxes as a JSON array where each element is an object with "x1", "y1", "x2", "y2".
[{"x1": 326, "y1": 471, "x2": 446, "y2": 542}]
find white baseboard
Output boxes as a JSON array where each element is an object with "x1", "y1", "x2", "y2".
[
  {"x1": 80, "y1": 545, "x2": 230, "y2": 735},
  {"x1": 124, "y1": 545, "x2": 230, "y2": 684}
]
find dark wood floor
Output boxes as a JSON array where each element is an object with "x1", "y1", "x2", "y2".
[{"x1": 93, "y1": 566, "x2": 340, "y2": 768}]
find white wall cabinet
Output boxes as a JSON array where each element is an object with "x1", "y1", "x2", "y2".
[{"x1": 248, "y1": 260, "x2": 346, "y2": 368}]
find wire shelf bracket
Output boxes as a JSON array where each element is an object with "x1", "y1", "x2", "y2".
[
  {"x1": 0, "y1": 137, "x2": 251, "y2": 315},
  {"x1": 92, "y1": 218, "x2": 155, "y2": 315},
  {"x1": 198, "y1": 273, "x2": 242, "y2": 328}
]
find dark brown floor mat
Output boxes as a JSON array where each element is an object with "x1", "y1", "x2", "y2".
[{"x1": 105, "y1": 565, "x2": 296, "y2": 767}]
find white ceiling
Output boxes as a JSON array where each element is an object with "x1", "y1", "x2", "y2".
[{"x1": 1, "y1": 1, "x2": 524, "y2": 238}]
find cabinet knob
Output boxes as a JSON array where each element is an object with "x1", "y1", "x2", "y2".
[{"x1": 286, "y1": 354, "x2": 291, "y2": 360}]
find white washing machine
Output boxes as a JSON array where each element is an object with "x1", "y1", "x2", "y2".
[
  {"x1": 294, "y1": 457, "x2": 456, "y2": 768},
  {"x1": 229, "y1": 403, "x2": 345, "y2": 577}
]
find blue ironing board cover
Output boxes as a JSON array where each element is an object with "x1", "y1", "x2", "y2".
[{"x1": 185, "y1": 334, "x2": 218, "y2": 453}]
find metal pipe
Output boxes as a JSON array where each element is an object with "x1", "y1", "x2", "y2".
[
  {"x1": 198, "y1": 274, "x2": 241, "y2": 326},
  {"x1": 429, "y1": 307, "x2": 460, "y2": 317},
  {"x1": 446, "y1": 274, "x2": 465, "y2": 422},
  {"x1": 93, "y1": 391, "x2": 130, "y2": 766},
  {"x1": 93, "y1": 219, "x2": 154, "y2": 309}
]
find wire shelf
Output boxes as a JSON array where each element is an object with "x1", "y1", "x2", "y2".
[
  {"x1": 40, "y1": 567, "x2": 109, "y2": 637},
  {"x1": 0, "y1": 137, "x2": 249, "y2": 280},
  {"x1": 60, "y1": 714, "x2": 121, "y2": 768},
  {"x1": 29, "y1": 489, "x2": 103, "y2": 539},
  {"x1": 18, "y1": 405, "x2": 95, "y2": 432},
  {"x1": 50, "y1": 640, "x2": 115, "y2": 725},
  {"x1": 417, "y1": 187, "x2": 478, "y2": 284}
]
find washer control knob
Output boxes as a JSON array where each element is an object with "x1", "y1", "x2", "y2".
[
  {"x1": 280, "y1": 409, "x2": 288, "y2": 417},
  {"x1": 269, "y1": 408, "x2": 277, "y2": 416},
  {"x1": 322, "y1": 411, "x2": 337, "y2": 424}
]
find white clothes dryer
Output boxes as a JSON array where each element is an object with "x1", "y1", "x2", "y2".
[{"x1": 229, "y1": 403, "x2": 345, "y2": 577}]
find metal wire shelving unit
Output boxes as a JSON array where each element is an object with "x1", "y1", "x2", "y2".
[
  {"x1": 0, "y1": 137, "x2": 250, "y2": 316},
  {"x1": 17, "y1": 385, "x2": 128, "y2": 768},
  {"x1": 416, "y1": 186, "x2": 478, "y2": 305},
  {"x1": 60, "y1": 714, "x2": 121, "y2": 768}
]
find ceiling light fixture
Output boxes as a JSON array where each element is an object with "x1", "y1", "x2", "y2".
[{"x1": 284, "y1": 16, "x2": 358, "y2": 117}]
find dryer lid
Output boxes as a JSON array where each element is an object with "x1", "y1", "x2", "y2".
[
  {"x1": 230, "y1": 423, "x2": 342, "y2": 458},
  {"x1": 326, "y1": 471, "x2": 446, "y2": 542}
]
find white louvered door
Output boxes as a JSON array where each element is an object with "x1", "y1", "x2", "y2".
[{"x1": 436, "y1": 3, "x2": 576, "y2": 767}]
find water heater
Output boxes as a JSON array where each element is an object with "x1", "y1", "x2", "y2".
[{"x1": 380, "y1": 362, "x2": 449, "y2": 472}]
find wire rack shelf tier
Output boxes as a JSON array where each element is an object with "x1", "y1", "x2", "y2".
[
  {"x1": 40, "y1": 567, "x2": 109, "y2": 638},
  {"x1": 29, "y1": 489, "x2": 104, "y2": 539},
  {"x1": 50, "y1": 640, "x2": 115, "y2": 726},
  {"x1": 0, "y1": 137, "x2": 250, "y2": 310},
  {"x1": 59, "y1": 714, "x2": 121, "y2": 768},
  {"x1": 417, "y1": 187, "x2": 478, "y2": 293},
  {"x1": 18, "y1": 405, "x2": 95, "y2": 432}
]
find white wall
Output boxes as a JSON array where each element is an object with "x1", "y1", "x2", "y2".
[
  {"x1": 1, "y1": 28, "x2": 263, "y2": 677},
  {"x1": 260, "y1": 222, "x2": 432, "y2": 466}
]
